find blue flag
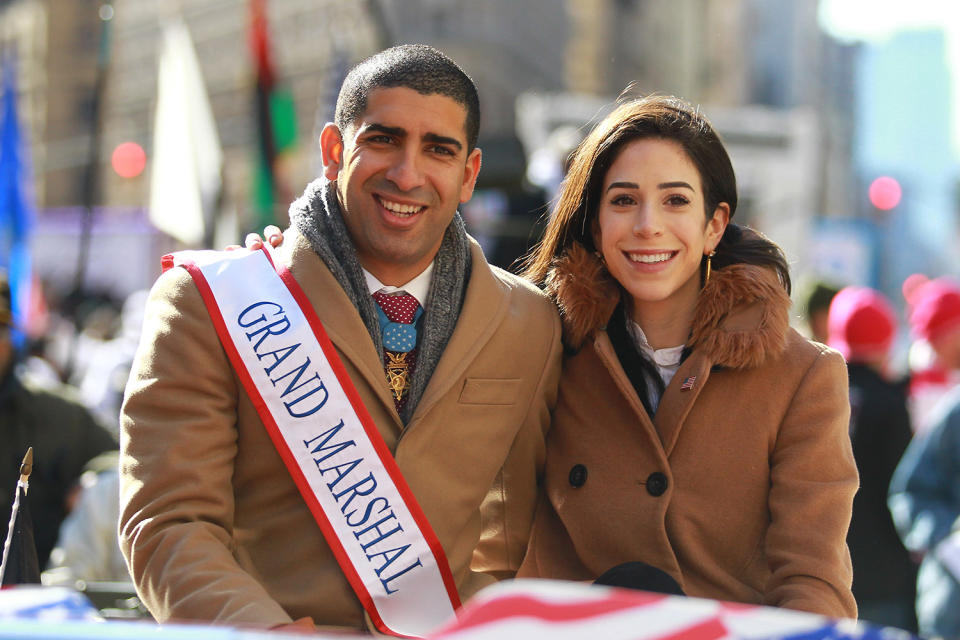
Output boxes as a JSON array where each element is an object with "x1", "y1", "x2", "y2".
[{"x1": 0, "y1": 56, "x2": 34, "y2": 345}]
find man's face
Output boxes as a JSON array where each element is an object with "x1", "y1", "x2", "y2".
[{"x1": 321, "y1": 86, "x2": 482, "y2": 285}]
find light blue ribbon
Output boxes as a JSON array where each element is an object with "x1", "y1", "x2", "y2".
[{"x1": 376, "y1": 304, "x2": 423, "y2": 353}]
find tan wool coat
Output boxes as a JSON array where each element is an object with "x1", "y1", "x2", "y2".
[
  {"x1": 517, "y1": 246, "x2": 858, "y2": 619},
  {"x1": 119, "y1": 230, "x2": 562, "y2": 629}
]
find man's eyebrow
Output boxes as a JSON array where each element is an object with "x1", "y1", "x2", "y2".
[
  {"x1": 423, "y1": 132, "x2": 463, "y2": 152},
  {"x1": 359, "y1": 123, "x2": 405, "y2": 138}
]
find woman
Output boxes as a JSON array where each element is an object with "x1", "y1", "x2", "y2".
[{"x1": 515, "y1": 95, "x2": 858, "y2": 618}]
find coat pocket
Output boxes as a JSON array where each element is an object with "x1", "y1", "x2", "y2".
[{"x1": 459, "y1": 378, "x2": 521, "y2": 406}]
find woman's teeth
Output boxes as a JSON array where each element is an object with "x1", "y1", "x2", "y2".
[{"x1": 628, "y1": 252, "x2": 672, "y2": 263}]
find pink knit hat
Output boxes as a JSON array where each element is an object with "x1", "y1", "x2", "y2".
[
  {"x1": 902, "y1": 274, "x2": 960, "y2": 342},
  {"x1": 827, "y1": 286, "x2": 896, "y2": 361}
]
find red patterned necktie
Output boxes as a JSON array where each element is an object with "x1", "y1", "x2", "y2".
[{"x1": 372, "y1": 291, "x2": 421, "y2": 413}]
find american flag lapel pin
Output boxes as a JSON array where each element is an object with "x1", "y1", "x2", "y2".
[{"x1": 680, "y1": 376, "x2": 696, "y2": 391}]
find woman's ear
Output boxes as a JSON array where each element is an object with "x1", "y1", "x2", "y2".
[{"x1": 706, "y1": 202, "x2": 730, "y2": 252}]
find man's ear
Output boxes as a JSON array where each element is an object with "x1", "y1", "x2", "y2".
[
  {"x1": 458, "y1": 147, "x2": 483, "y2": 203},
  {"x1": 319, "y1": 123, "x2": 344, "y2": 180}
]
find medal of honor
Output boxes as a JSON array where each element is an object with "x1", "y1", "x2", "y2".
[{"x1": 385, "y1": 351, "x2": 411, "y2": 401}]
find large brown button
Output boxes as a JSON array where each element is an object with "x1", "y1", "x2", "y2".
[
  {"x1": 569, "y1": 464, "x2": 587, "y2": 488},
  {"x1": 645, "y1": 472, "x2": 668, "y2": 497}
]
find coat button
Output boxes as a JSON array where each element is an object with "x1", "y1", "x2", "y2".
[
  {"x1": 645, "y1": 472, "x2": 668, "y2": 497},
  {"x1": 569, "y1": 464, "x2": 587, "y2": 488}
]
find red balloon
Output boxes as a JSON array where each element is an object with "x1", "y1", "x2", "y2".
[
  {"x1": 868, "y1": 176, "x2": 901, "y2": 211},
  {"x1": 111, "y1": 142, "x2": 146, "y2": 179}
]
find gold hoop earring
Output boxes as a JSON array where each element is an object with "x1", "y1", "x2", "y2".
[{"x1": 704, "y1": 250, "x2": 716, "y2": 284}]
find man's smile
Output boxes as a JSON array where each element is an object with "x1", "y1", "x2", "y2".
[{"x1": 376, "y1": 195, "x2": 425, "y2": 217}]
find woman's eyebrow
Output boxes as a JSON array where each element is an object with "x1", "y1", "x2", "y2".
[
  {"x1": 605, "y1": 180, "x2": 696, "y2": 192},
  {"x1": 658, "y1": 181, "x2": 694, "y2": 191}
]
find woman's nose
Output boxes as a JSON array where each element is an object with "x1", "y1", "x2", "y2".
[{"x1": 632, "y1": 206, "x2": 663, "y2": 237}]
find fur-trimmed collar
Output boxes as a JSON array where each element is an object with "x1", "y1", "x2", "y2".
[{"x1": 546, "y1": 243, "x2": 791, "y2": 369}]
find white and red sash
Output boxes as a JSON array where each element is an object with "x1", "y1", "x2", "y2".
[{"x1": 163, "y1": 247, "x2": 460, "y2": 637}]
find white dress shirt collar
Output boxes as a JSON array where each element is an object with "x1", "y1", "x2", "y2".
[{"x1": 363, "y1": 262, "x2": 434, "y2": 308}]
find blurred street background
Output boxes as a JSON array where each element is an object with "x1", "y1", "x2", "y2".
[{"x1": 1, "y1": 0, "x2": 959, "y2": 379}]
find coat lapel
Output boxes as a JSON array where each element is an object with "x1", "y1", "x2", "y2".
[
  {"x1": 411, "y1": 240, "x2": 510, "y2": 421},
  {"x1": 654, "y1": 351, "x2": 713, "y2": 458},
  {"x1": 592, "y1": 332, "x2": 665, "y2": 456}
]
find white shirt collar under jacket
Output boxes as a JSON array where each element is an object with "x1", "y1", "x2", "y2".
[
  {"x1": 363, "y1": 261, "x2": 435, "y2": 307},
  {"x1": 627, "y1": 318, "x2": 685, "y2": 410}
]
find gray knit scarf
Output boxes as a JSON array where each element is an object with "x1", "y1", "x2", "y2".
[{"x1": 289, "y1": 178, "x2": 471, "y2": 425}]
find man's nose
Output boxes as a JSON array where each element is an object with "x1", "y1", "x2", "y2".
[{"x1": 384, "y1": 146, "x2": 426, "y2": 192}]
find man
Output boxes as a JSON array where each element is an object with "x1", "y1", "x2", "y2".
[
  {"x1": 119, "y1": 45, "x2": 561, "y2": 634},
  {"x1": 0, "y1": 272, "x2": 116, "y2": 569}
]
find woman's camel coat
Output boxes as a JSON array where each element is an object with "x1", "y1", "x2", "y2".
[{"x1": 518, "y1": 246, "x2": 858, "y2": 619}]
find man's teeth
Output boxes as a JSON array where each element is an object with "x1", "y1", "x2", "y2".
[
  {"x1": 628, "y1": 252, "x2": 672, "y2": 264},
  {"x1": 379, "y1": 198, "x2": 423, "y2": 216}
]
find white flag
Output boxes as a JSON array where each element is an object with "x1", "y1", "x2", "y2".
[{"x1": 149, "y1": 19, "x2": 223, "y2": 246}]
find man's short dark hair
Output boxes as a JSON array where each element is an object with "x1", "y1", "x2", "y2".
[{"x1": 335, "y1": 44, "x2": 481, "y2": 152}]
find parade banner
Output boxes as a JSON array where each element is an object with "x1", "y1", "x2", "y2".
[
  {"x1": 431, "y1": 579, "x2": 910, "y2": 640},
  {"x1": 0, "y1": 580, "x2": 915, "y2": 639},
  {"x1": 164, "y1": 248, "x2": 459, "y2": 638}
]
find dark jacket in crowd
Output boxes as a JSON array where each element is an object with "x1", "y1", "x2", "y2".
[
  {"x1": 846, "y1": 362, "x2": 917, "y2": 628},
  {"x1": 0, "y1": 365, "x2": 117, "y2": 568}
]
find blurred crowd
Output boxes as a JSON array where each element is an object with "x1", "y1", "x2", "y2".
[
  {"x1": 6, "y1": 258, "x2": 960, "y2": 634},
  {"x1": 802, "y1": 271, "x2": 960, "y2": 636},
  {"x1": 0, "y1": 274, "x2": 146, "y2": 590}
]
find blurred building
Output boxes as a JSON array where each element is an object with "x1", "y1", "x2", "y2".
[
  {"x1": 100, "y1": 0, "x2": 383, "y2": 219},
  {"x1": 854, "y1": 30, "x2": 959, "y2": 291},
  {"x1": 1, "y1": 0, "x2": 382, "y2": 296},
  {"x1": 1, "y1": 0, "x2": 859, "y2": 293},
  {"x1": 0, "y1": 0, "x2": 102, "y2": 208},
  {"x1": 517, "y1": 0, "x2": 858, "y2": 278}
]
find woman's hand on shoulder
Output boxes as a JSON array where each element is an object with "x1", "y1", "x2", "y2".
[{"x1": 224, "y1": 225, "x2": 284, "y2": 251}]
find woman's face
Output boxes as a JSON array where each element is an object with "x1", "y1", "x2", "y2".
[{"x1": 595, "y1": 137, "x2": 729, "y2": 316}]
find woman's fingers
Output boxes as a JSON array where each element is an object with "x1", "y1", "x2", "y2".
[
  {"x1": 239, "y1": 226, "x2": 282, "y2": 250},
  {"x1": 264, "y1": 225, "x2": 282, "y2": 247},
  {"x1": 244, "y1": 232, "x2": 265, "y2": 249}
]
